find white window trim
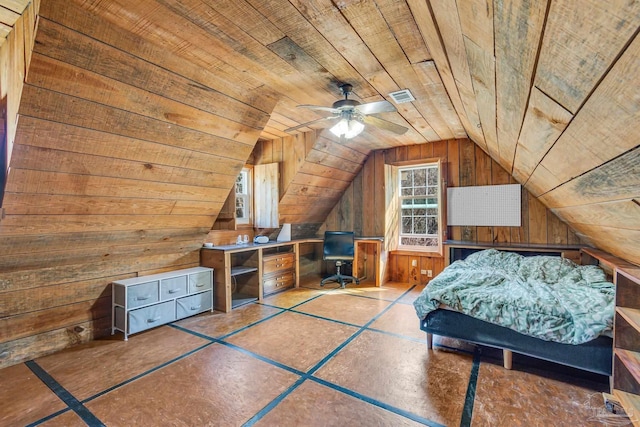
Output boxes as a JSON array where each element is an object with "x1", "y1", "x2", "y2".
[{"x1": 397, "y1": 161, "x2": 443, "y2": 253}]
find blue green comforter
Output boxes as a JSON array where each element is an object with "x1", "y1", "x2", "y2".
[{"x1": 413, "y1": 249, "x2": 615, "y2": 344}]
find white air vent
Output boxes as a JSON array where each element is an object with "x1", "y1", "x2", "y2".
[{"x1": 388, "y1": 89, "x2": 416, "y2": 104}]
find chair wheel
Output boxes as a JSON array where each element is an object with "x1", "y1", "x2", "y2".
[{"x1": 356, "y1": 279, "x2": 360, "y2": 284}]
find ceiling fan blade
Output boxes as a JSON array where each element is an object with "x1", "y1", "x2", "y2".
[
  {"x1": 355, "y1": 100, "x2": 396, "y2": 115},
  {"x1": 284, "y1": 115, "x2": 340, "y2": 133},
  {"x1": 362, "y1": 115, "x2": 408, "y2": 135},
  {"x1": 298, "y1": 105, "x2": 341, "y2": 114}
]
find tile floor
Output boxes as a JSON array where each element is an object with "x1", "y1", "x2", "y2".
[{"x1": 0, "y1": 280, "x2": 624, "y2": 426}]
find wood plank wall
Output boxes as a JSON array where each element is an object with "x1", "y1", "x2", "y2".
[
  {"x1": 207, "y1": 131, "x2": 372, "y2": 245},
  {"x1": 0, "y1": 1, "x2": 276, "y2": 369},
  {"x1": 323, "y1": 138, "x2": 583, "y2": 285}
]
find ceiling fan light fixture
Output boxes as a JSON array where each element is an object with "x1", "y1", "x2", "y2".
[{"x1": 329, "y1": 118, "x2": 365, "y2": 139}]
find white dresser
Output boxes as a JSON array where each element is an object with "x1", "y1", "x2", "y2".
[{"x1": 112, "y1": 267, "x2": 214, "y2": 340}]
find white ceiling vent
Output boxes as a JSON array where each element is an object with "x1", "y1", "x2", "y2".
[{"x1": 388, "y1": 89, "x2": 416, "y2": 104}]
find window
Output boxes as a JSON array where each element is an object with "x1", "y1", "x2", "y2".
[
  {"x1": 235, "y1": 167, "x2": 252, "y2": 224},
  {"x1": 398, "y1": 162, "x2": 441, "y2": 252}
]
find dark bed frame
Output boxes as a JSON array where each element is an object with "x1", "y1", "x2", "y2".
[{"x1": 420, "y1": 244, "x2": 613, "y2": 376}]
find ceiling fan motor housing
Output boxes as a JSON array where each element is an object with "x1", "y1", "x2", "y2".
[{"x1": 332, "y1": 98, "x2": 360, "y2": 110}]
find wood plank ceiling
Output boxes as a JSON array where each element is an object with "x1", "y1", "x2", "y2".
[
  {"x1": 0, "y1": 0, "x2": 29, "y2": 41},
  {"x1": 1, "y1": 0, "x2": 639, "y2": 267}
]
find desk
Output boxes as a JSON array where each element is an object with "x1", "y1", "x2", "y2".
[
  {"x1": 201, "y1": 237, "x2": 383, "y2": 312},
  {"x1": 294, "y1": 237, "x2": 382, "y2": 287}
]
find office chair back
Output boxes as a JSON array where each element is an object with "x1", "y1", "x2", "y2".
[{"x1": 323, "y1": 231, "x2": 355, "y2": 261}]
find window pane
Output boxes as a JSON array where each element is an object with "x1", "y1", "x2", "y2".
[
  {"x1": 414, "y1": 217, "x2": 426, "y2": 234},
  {"x1": 427, "y1": 217, "x2": 438, "y2": 234},
  {"x1": 402, "y1": 217, "x2": 412, "y2": 233},
  {"x1": 400, "y1": 237, "x2": 438, "y2": 247},
  {"x1": 400, "y1": 170, "x2": 412, "y2": 188},
  {"x1": 235, "y1": 173, "x2": 244, "y2": 194},
  {"x1": 428, "y1": 167, "x2": 438, "y2": 185}
]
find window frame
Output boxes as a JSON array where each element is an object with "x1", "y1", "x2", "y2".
[{"x1": 396, "y1": 160, "x2": 443, "y2": 254}]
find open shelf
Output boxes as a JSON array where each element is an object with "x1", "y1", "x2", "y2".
[
  {"x1": 230, "y1": 266, "x2": 258, "y2": 276},
  {"x1": 617, "y1": 348, "x2": 640, "y2": 385},
  {"x1": 231, "y1": 294, "x2": 258, "y2": 308},
  {"x1": 619, "y1": 307, "x2": 640, "y2": 334}
]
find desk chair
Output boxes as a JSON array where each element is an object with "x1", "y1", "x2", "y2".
[{"x1": 320, "y1": 231, "x2": 360, "y2": 288}]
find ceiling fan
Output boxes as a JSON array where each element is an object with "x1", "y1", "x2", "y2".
[{"x1": 284, "y1": 84, "x2": 409, "y2": 139}]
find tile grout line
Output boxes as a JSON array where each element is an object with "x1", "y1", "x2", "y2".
[
  {"x1": 310, "y1": 376, "x2": 445, "y2": 427},
  {"x1": 81, "y1": 341, "x2": 214, "y2": 404},
  {"x1": 209, "y1": 291, "x2": 334, "y2": 341},
  {"x1": 168, "y1": 286, "x2": 420, "y2": 426},
  {"x1": 242, "y1": 285, "x2": 445, "y2": 426},
  {"x1": 459, "y1": 347, "x2": 482, "y2": 427},
  {"x1": 168, "y1": 323, "x2": 307, "y2": 377},
  {"x1": 26, "y1": 284, "x2": 428, "y2": 426},
  {"x1": 25, "y1": 360, "x2": 106, "y2": 427}
]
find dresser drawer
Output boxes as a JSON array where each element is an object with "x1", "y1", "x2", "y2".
[
  {"x1": 263, "y1": 253, "x2": 295, "y2": 275},
  {"x1": 126, "y1": 281, "x2": 160, "y2": 309},
  {"x1": 160, "y1": 276, "x2": 188, "y2": 300},
  {"x1": 188, "y1": 270, "x2": 213, "y2": 293},
  {"x1": 263, "y1": 270, "x2": 295, "y2": 296},
  {"x1": 176, "y1": 290, "x2": 213, "y2": 319},
  {"x1": 125, "y1": 301, "x2": 175, "y2": 334}
]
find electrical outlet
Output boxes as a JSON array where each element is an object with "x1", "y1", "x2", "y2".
[
  {"x1": 420, "y1": 269, "x2": 427, "y2": 275},
  {"x1": 427, "y1": 270, "x2": 433, "y2": 277},
  {"x1": 411, "y1": 259, "x2": 417, "y2": 267}
]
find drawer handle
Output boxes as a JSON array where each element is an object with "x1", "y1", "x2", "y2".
[
  {"x1": 190, "y1": 305, "x2": 202, "y2": 311},
  {"x1": 137, "y1": 295, "x2": 151, "y2": 301},
  {"x1": 147, "y1": 317, "x2": 162, "y2": 323},
  {"x1": 195, "y1": 283, "x2": 206, "y2": 287},
  {"x1": 168, "y1": 289, "x2": 181, "y2": 294},
  {"x1": 275, "y1": 264, "x2": 283, "y2": 268}
]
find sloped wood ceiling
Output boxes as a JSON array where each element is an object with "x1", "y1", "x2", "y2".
[
  {"x1": 1, "y1": 0, "x2": 635, "y2": 264},
  {"x1": 0, "y1": 0, "x2": 639, "y2": 367},
  {"x1": 0, "y1": 0, "x2": 29, "y2": 42}
]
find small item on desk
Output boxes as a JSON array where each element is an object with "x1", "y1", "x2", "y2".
[
  {"x1": 236, "y1": 235, "x2": 243, "y2": 245},
  {"x1": 254, "y1": 236, "x2": 269, "y2": 244},
  {"x1": 203, "y1": 242, "x2": 214, "y2": 248},
  {"x1": 277, "y1": 223, "x2": 291, "y2": 242},
  {"x1": 243, "y1": 234, "x2": 249, "y2": 244}
]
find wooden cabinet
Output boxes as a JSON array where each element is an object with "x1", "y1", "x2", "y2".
[
  {"x1": 263, "y1": 251, "x2": 295, "y2": 296},
  {"x1": 201, "y1": 241, "x2": 295, "y2": 312},
  {"x1": 112, "y1": 267, "x2": 214, "y2": 340}
]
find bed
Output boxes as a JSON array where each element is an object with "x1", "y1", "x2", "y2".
[{"x1": 413, "y1": 247, "x2": 615, "y2": 376}]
